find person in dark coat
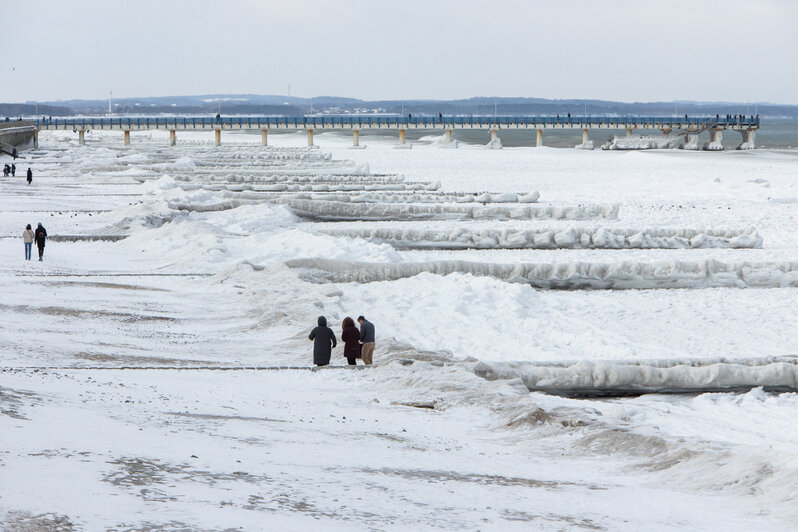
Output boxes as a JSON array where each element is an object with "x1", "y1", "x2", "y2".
[
  {"x1": 309, "y1": 316, "x2": 336, "y2": 366},
  {"x1": 10, "y1": 163, "x2": 15, "y2": 176},
  {"x1": 341, "y1": 317, "x2": 360, "y2": 366},
  {"x1": 26, "y1": 167, "x2": 32, "y2": 184},
  {"x1": 34, "y1": 222, "x2": 46, "y2": 261}
]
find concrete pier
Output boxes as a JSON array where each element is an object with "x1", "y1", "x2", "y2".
[
  {"x1": 169, "y1": 130, "x2": 176, "y2": 146},
  {"x1": 261, "y1": 129, "x2": 268, "y2": 146},
  {"x1": 214, "y1": 129, "x2": 221, "y2": 146},
  {"x1": 307, "y1": 129, "x2": 314, "y2": 146},
  {"x1": 78, "y1": 130, "x2": 85, "y2": 145},
  {"x1": 582, "y1": 129, "x2": 589, "y2": 144},
  {"x1": 353, "y1": 130, "x2": 360, "y2": 146},
  {"x1": 33, "y1": 130, "x2": 39, "y2": 150},
  {"x1": 33, "y1": 115, "x2": 760, "y2": 150},
  {"x1": 124, "y1": 130, "x2": 131, "y2": 146}
]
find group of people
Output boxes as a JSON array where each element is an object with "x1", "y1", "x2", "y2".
[
  {"x1": 309, "y1": 315, "x2": 375, "y2": 367},
  {"x1": 2, "y1": 163, "x2": 32, "y2": 183},
  {"x1": 22, "y1": 223, "x2": 47, "y2": 261}
]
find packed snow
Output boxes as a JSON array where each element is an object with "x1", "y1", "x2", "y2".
[{"x1": 1, "y1": 128, "x2": 798, "y2": 530}]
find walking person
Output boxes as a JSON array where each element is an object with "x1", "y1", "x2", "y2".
[
  {"x1": 341, "y1": 317, "x2": 361, "y2": 366},
  {"x1": 34, "y1": 222, "x2": 46, "y2": 261},
  {"x1": 26, "y1": 167, "x2": 32, "y2": 184},
  {"x1": 357, "y1": 316, "x2": 375, "y2": 365},
  {"x1": 22, "y1": 224, "x2": 34, "y2": 260},
  {"x1": 309, "y1": 316, "x2": 336, "y2": 367},
  {"x1": 11, "y1": 163, "x2": 15, "y2": 177}
]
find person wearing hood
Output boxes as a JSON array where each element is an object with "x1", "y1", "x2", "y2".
[
  {"x1": 34, "y1": 222, "x2": 47, "y2": 261},
  {"x1": 309, "y1": 316, "x2": 336, "y2": 367}
]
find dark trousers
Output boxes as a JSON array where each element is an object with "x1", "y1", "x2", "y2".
[
  {"x1": 37, "y1": 244, "x2": 44, "y2": 260},
  {"x1": 346, "y1": 357, "x2": 357, "y2": 366}
]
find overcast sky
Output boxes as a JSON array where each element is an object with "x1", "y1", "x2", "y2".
[{"x1": 4, "y1": 0, "x2": 797, "y2": 104}]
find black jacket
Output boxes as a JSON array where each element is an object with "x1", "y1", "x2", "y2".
[
  {"x1": 309, "y1": 316, "x2": 336, "y2": 366},
  {"x1": 34, "y1": 225, "x2": 47, "y2": 247}
]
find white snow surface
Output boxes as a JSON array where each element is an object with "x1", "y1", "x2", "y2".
[{"x1": 1, "y1": 129, "x2": 798, "y2": 530}]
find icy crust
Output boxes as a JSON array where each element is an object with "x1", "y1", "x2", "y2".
[
  {"x1": 278, "y1": 191, "x2": 540, "y2": 204},
  {"x1": 216, "y1": 175, "x2": 404, "y2": 185},
  {"x1": 317, "y1": 226, "x2": 762, "y2": 250},
  {"x1": 602, "y1": 136, "x2": 680, "y2": 150},
  {"x1": 282, "y1": 199, "x2": 619, "y2": 222},
  {"x1": 286, "y1": 257, "x2": 798, "y2": 289},
  {"x1": 474, "y1": 357, "x2": 798, "y2": 394},
  {"x1": 177, "y1": 182, "x2": 438, "y2": 193}
]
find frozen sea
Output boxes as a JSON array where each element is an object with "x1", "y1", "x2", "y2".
[{"x1": 1, "y1": 128, "x2": 797, "y2": 530}]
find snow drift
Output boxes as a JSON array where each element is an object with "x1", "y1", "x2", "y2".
[
  {"x1": 285, "y1": 257, "x2": 798, "y2": 289},
  {"x1": 317, "y1": 226, "x2": 762, "y2": 250},
  {"x1": 475, "y1": 356, "x2": 798, "y2": 396},
  {"x1": 282, "y1": 199, "x2": 618, "y2": 222}
]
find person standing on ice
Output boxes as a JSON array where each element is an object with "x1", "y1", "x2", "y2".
[
  {"x1": 22, "y1": 224, "x2": 34, "y2": 260},
  {"x1": 309, "y1": 316, "x2": 336, "y2": 367},
  {"x1": 357, "y1": 316, "x2": 375, "y2": 366},
  {"x1": 34, "y1": 222, "x2": 47, "y2": 261},
  {"x1": 11, "y1": 163, "x2": 15, "y2": 177},
  {"x1": 26, "y1": 167, "x2": 32, "y2": 184},
  {"x1": 341, "y1": 317, "x2": 361, "y2": 366}
]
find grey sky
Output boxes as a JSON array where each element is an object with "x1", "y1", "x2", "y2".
[{"x1": 5, "y1": 0, "x2": 797, "y2": 104}]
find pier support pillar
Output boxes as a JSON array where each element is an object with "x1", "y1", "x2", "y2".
[
  {"x1": 445, "y1": 129, "x2": 453, "y2": 142},
  {"x1": 684, "y1": 133, "x2": 700, "y2": 150},
  {"x1": 33, "y1": 129, "x2": 39, "y2": 150},
  {"x1": 536, "y1": 129, "x2": 543, "y2": 147},
  {"x1": 78, "y1": 130, "x2": 85, "y2": 145},
  {"x1": 261, "y1": 129, "x2": 268, "y2": 146},
  {"x1": 307, "y1": 129, "x2": 314, "y2": 146},
  {"x1": 124, "y1": 130, "x2": 131, "y2": 146},
  {"x1": 703, "y1": 128, "x2": 723, "y2": 151},
  {"x1": 625, "y1": 128, "x2": 634, "y2": 138},
  {"x1": 399, "y1": 129, "x2": 406, "y2": 144},
  {"x1": 214, "y1": 129, "x2": 221, "y2": 146},
  {"x1": 353, "y1": 130, "x2": 360, "y2": 146},
  {"x1": 737, "y1": 129, "x2": 756, "y2": 150},
  {"x1": 662, "y1": 128, "x2": 672, "y2": 136},
  {"x1": 169, "y1": 130, "x2": 176, "y2": 146},
  {"x1": 582, "y1": 129, "x2": 589, "y2": 144}
]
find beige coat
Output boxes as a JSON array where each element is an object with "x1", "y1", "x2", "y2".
[{"x1": 22, "y1": 229, "x2": 34, "y2": 243}]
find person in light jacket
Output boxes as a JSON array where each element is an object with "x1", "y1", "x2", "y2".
[
  {"x1": 309, "y1": 316, "x2": 336, "y2": 367},
  {"x1": 341, "y1": 317, "x2": 361, "y2": 366},
  {"x1": 22, "y1": 224, "x2": 34, "y2": 260}
]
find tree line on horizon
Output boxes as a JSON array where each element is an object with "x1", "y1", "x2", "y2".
[{"x1": 2, "y1": 96, "x2": 794, "y2": 118}]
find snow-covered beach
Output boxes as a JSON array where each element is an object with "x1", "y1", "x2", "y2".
[{"x1": 2, "y1": 129, "x2": 798, "y2": 530}]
